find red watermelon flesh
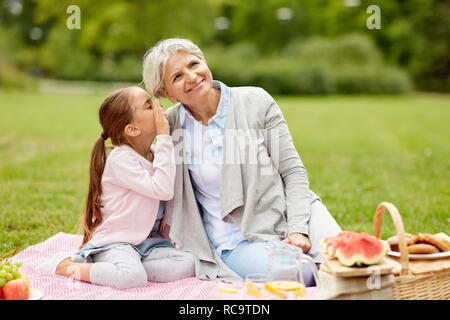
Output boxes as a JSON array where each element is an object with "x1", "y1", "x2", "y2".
[
  {"x1": 320, "y1": 231, "x2": 360, "y2": 257},
  {"x1": 336, "y1": 233, "x2": 390, "y2": 266},
  {"x1": 321, "y1": 232, "x2": 390, "y2": 267}
]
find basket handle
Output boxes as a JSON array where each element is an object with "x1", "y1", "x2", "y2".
[{"x1": 373, "y1": 202, "x2": 409, "y2": 275}]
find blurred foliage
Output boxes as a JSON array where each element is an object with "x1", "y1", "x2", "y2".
[
  {"x1": 0, "y1": 57, "x2": 35, "y2": 88},
  {"x1": 0, "y1": 0, "x2": 448, "y2": 92},
  {"x1": 206, "y1": 34, "x2": 412, "y2": 94}
]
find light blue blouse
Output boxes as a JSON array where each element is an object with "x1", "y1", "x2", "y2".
[{"x1": 179, "y1": 80, "x2": 246, "y2": 256}]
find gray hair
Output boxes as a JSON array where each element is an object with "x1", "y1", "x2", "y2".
[{"x1": 142, "y1": 38, "x2": 205, "y2": 97}]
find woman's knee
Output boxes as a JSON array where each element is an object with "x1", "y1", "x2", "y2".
[
  {"x1": 310, "y1": 200, "x2": 341, "y2": 234},
  {"x1": 221, "y1": 241, "x2": 270, "y2": 278}
]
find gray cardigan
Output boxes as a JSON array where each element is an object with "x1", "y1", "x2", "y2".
[{"x1": 163, "y1": 86, "x2": 321, "y2": 280}]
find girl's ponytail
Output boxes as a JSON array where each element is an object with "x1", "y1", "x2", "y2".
[
  {"x1": 80, "y1": 135, "x2": 107, "y2": 248},
  {"x1": 79, "y1": 87, "x2": 133, "y2": 248}
]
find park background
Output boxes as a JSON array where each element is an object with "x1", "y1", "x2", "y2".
[{"x1": 0, "y1": 0, "x2": 449, "y2": 255}]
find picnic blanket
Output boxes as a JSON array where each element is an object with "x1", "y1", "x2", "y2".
[{"x1": 10, "y1": 232, "x2": 317, "y2": 300}]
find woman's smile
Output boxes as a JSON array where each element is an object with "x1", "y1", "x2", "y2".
[{"x1": 188, "y1": 79, "x2": 204, "y2": 92}]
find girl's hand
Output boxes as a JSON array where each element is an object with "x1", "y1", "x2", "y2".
[
  {"x1": 282, "y1": 233, "x2": 312, "y2": 253},
  {"x1": 153, "y1": 99, "x2": 170, "y2": 135}
]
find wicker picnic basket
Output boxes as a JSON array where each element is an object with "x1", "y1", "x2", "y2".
[{"x1": 373, "y1": 202, "x2": 450, "y2": 300}]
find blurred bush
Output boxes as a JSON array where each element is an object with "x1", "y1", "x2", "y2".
[
  {"x1": 206, "y1": 33, "x2": 412, "y2": 94},
  {"x1": 0, "y1": 57, "x2": 35, "y2": 89},
  {"x1": 38, "y1": 28, "x2": 95, "y2": 80},
  {"x1": 0, "y1": 28, "x2": 35, "y2": 89},
  {"x1": 37, "y1": 26, "x2": 141, "y2": 83},
  {"x1": 224, "y1": 0, "x2": 449, "y2": 93}
]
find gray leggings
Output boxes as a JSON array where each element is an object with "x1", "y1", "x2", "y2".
[{"x1": 89, "y1": 244, "x2": 196, "y2": 289}]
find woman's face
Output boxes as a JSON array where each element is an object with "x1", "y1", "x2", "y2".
[{"x1": 160, "y1": 50, "x2": 213, "y2": 106}]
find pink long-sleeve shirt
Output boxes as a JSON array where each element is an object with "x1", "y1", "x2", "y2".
[{"x1": 88, "y1": 135, "x2": 176, "y2": 247}]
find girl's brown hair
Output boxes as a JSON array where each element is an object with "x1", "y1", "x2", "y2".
[{"x1": 80, "y1": 87, "x2": 135, "y2": 248}]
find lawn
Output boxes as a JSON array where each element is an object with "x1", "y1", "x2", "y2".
[{"x1": 0, "y1": 87, "x2": 449, "y2": 255}]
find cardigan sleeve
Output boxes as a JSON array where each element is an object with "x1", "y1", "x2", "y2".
[{"x1": 262, "y1": 89, "x2": 311, "y2": 236}]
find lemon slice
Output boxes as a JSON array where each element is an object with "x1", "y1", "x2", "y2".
[
  {"x1": 247, "y1": 286, "x2": 262, "y2": 297},
  {"x1": 266, "y1": 281, "x2": 303, "y2": 291},
  {"x1": 218, "y1": 286, "x2": 238, "y2": 294},
  {"x1": 246, "y1": 282, "x2": 262, "y2": 297},
  {"x1": 295, "y1": 286, "x2": 306, "y2": 297},
  {"x1": 264, "y1": 283, "x2": 287, "y2": 299}
]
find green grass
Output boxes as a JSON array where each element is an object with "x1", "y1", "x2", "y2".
[{"x1": 1, "y1": 88, "x2": 449, "y2": 255}]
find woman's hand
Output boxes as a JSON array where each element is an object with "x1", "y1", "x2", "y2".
[
  {"x1": 282, "y1": 233, "x2": 312, "y2": 253},
  {"x1": 153, "y1": 99, "x2": 170, "y2": 135}
]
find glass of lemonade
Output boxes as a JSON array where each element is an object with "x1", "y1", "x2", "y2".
[{"x1": 245, "y1": 273, "x2": 267, "y2": 298}]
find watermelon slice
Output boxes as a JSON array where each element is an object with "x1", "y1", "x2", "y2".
[
  {"x1": 320, "y1": 231, "x2": 359, "y2": 257},
  {"x1": 321, "y1": 231, "x2": 390, "y2": 267}
]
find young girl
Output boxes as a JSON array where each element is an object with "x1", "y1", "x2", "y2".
[{"x1": 37, "y1": 86, "x2": 195, "y2": 289}]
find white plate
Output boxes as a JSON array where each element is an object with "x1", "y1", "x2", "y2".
[
  {"x1": 28, "y1": 288, "x2": 43, "y2": 300},
  {"x1": 388, "y1": 250, "x2": 450, "y2": 260}
]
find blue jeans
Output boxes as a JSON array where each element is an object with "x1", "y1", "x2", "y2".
[{"x1": 220, "y1": 240, "x2": 320, "y2": 287}]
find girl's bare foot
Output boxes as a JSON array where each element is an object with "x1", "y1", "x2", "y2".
[
  {"x1": 37, "y1": 253, "x2": 92, "y2": 283},
  {"x1": 36, "y1": 252, "x2": 72, "y2": 274},
  {"x1": 54, "y1": 258, "x2": 93, "y2": 282},
  {"x1": 55, "y1": 257, "x2": 72, "y2": 275}
]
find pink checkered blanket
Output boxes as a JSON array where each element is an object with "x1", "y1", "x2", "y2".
[{"x1": 10, "y1": 232, "x2": 316, "y2": 300}]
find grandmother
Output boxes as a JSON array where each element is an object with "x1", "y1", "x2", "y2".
[{"x1": 142, "y1": 38, "x2": 341, "y2": 286}]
